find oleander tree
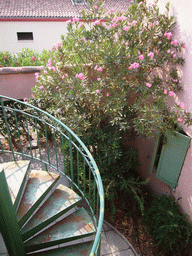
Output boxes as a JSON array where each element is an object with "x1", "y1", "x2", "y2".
[{"x1": 29, "y1": 0, "x2": 192, "y2": 213}]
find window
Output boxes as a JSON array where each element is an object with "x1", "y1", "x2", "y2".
[
  {"x1": 150, "y1": 130, "x2": 190, "y2": 189},
  {"x1": 71, "y1": 0, "x2": 87, "y2": 5},
  {"x1": 17, "y1": 32, "x2": 33, "y2": 41}
]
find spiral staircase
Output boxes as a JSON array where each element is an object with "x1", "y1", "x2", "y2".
[{"x1": 0, "y1": 96, "x2": 104, "y2": 256}]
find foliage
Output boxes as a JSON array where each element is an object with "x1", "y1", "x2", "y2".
[
  {"x1": 30, "y1": 0, "x2": 192, "y2": 138},
  {"x1": 28, "y1": 0, "x2": 192, "y2": 214},
  {"x1": 143, "y1": 194, "x2": 192, "y2": 255},
  {"x1": 0, "y1": 100, "x2": 34, "y2": 149},
  {"x1": 0, "y1": 48, "x2": 52, "y2": 67}
]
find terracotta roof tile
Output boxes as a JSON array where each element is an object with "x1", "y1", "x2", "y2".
[{"x1": 0, "y1": 0, "x2": 133, "y2": 19}]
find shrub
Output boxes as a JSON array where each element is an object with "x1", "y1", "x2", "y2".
[
  {"x1": 28, "y1": 0, "x2": 192, "y2": 214},
  {"x1": 143, "y1": 194, "x2": 192, "y2": 255},
  {"x1": 30, "y1": 0, "x2": 192, "y2": 139},
  {"x1": 0, "y1": 48, "x2": 52, "y2": 67}
]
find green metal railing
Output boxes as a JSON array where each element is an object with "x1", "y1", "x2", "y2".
[{"x1": 0, "y1": 95, "x2": 104, "y2": 256}]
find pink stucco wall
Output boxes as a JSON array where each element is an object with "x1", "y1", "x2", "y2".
[
  {"x1": 142, "y1": 0, "x2": 192, "y2": 220},
  {"x1": 0, "y1": 67, "x2": 42, "y2": 100}
]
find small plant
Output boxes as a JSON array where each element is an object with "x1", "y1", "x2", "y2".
[
  {"x1": 143, "y1": 194, "x2": 192, "y2": 255},
  {"x1": 0, "y1": 48, "x2": 52, "y2": 67}
]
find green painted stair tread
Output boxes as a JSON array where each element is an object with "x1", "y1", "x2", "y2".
[
  {"x1": 29, "y1": 241, "x2": 93, "y2": 256},
  {"x1": 17, "y1": 170, "x2": 60, "y2": 227},
  {"x1": 24, "y1": 207, "x2": 96, "y2": 253},
  {"x1": 0, "y1": 160, "x2": 30, "y2": 207},
  {"x1": 21, "y1": 184, "x2": 82, "y2": 241}
]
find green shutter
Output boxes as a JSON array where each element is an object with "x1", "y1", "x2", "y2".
[
  {"x1": 150, "y1": 131, "x2": 161, "y2": 173},
  {"x1": 155, "y1": 130, "x2": 191, "y2": 189}
]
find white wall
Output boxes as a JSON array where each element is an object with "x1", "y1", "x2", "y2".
[
  {"x1": 146, "y1": 0, "x2": 192, "y2": 219},
  {"x1": 0, "y1": 21, "x2": 69, "y2": 52}
]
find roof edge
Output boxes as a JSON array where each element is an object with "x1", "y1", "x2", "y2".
[{"x1": 0, "y1": 17, "x2": 76, "y2": 21}]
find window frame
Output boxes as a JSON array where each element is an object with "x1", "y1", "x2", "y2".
[{"x1": 17, "y1": 32, "x2": 34, "y2": 41}]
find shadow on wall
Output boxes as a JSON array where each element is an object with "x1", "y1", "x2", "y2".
[{"x1": 135, "y1": 136, "x2": 171, "y2": 195}]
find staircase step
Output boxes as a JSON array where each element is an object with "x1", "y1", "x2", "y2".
[
  {"x1": 28, "y1": 241, "x2": 93, "y2": 256},
  {"x1": 17, "y1": 170, "x2": 60, "y2": 228},
  {"x1": 21, "y1": 184, "x2": 82, "y2": 241},
  {"x1": 0, "y1": 160, "x2": 30, "y2": 209},
  {"x1": 24, "y1": 207, "x2": 96, "y2": 253}
]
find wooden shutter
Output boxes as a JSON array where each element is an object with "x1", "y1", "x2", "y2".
[{"x1": 155, "y1": 130, "x2": 190, "y2": 189}]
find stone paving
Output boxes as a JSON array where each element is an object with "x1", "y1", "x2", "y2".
[
  {"x1": 0, "y1": 221, "x2": 139, "y2": 256},
  {"x1": 101, "y1": 221, "x2": 139, "y2": 256}
]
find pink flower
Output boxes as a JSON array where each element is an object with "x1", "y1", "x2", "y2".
[
  {"x1": 97, "y1": 77, "x2": 101, "y2": 81},
  {"x1": 24, "y1": 97, "x2": 28, "y2": 102},
  {"x1": 35, "y1": 72, "x2": 40, "y2": 81},
  {"x1": 132, "y1": 20, "x2": 137, "y2": 27},
  {"x1": 123, "y1": 26, "x2": 130, "y2": 31},
  {"x1": 39, "y1": 85, "x2": 44, "y2": 90},
  {"x1": 168, "y1": 91, "x2": 175, "y2": 97},
  {"x1": 173, "y1": 79, "x2": 178, "y2": 82},
  {"x1": 120, "y1": 16, "x2": 127, "y2": 21},
  {"x1": 97, "y1": 66, "x2": 103, "y2": 72},
  {"x1": 94, "y1": 5, "x2": 98, "y2": 9},
  {"x1": 167, "y1": 49, "x2": 171, "y2": 53},
  {"x1": 171, "y1": 40, "x2": 178, "y2": 46},
  {"x1": 52, "y1": 44, "x2": 57, "y2": 50},
  {"x1": 182, "y1": 44, "x2": 186, "y2": 48},
  {"x1": 147, "y1": 52, "x2": 154, "y2": 58},
  {"x1": 31, "y1": 56, "x2": 36, "y2": 62},
  {"x1": 106, "y1": 93, "x2": 109, "y2": 97},
  {"x1": 146, "y1": 83, "x2": 152, "y2": 88},
  {"x1": 44, "y1": 70, "x2": 48, "y2": 74},
  {"x1": 112, "y1": 22, "x2": 118, "y2": 27},
  {"x1": 49, "y1": 66, "x2": 56, "y2": 71},
  {"x1": 138, "y1": 54, "x2": 144, "y2": 60},
  {"x1": 82, "y1": 37, "x2": 86, "y2": 42},
  {"x1": 164, "y1": 32, "x2": 172, "y2": 40},
  {"x1": 179, "y1": 102, "x2": 186, "y2": 109},
  {"x1": 66, "y1": 20, "x2": 72, "y2": 24},
  {"x1": 75, "y1": 73, "x2": 85, "y2": 80},
  {"x1": 173, "y1": 54, "x2": 177, "y2": 58},
  {"x1": 178, "y1": 118, "x2": 183, "y2": 122},
  {"x1": 93, "y1": 20, "x2": 100, "y2": 25},
  {"x1": 96, "y1": 89, "x2": 100, "y2": 93},
  {"x1": 47, "y1": 59, "x2": 52, "y2": 67},
  {"x1": 73, "y1": 17, "x2": 79, "y2": 22},
  {"x1": 125, "y1": 42, "x2": 129, "y2": 45},
  {"x1": 164, "y1": 89, "x2": 167, "y2": 94},
  {"x1": 129, "y1": 62, "x2": 140, "y2": 70}
]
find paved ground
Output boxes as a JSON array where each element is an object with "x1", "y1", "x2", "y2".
[
  {"x1": 101, "y1": 221, "x2": 139, "y2": 256},
  {"x1": 0, "y1": 221, "x2": 139, "y2": 256}
]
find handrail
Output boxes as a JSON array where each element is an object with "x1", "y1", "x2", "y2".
[{"x1": 0, "y1": 95, "x2": 104, "y2": 256}]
